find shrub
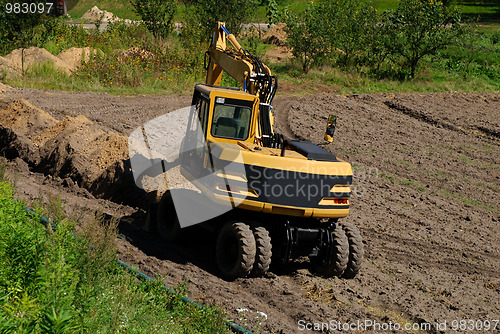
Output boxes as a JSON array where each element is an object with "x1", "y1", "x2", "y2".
[
  {"x1": 130, "y1": 0, "x2": 177, "y2": 39},
  {"x1": 0, "y1": 181, "x2": 230, "y2": 332},
  {"x1": 0, "y1": 0, "x2": 53, "y2": 54},
  {"x1": 316, "y1": 0, "x2": 378, "y2": 67},
  {"x1": 181, "y1": 0, "x2": 259, "y2": 44},
  {"x1": 382, "y1": 0, "x2": 463, "y2": 78},
  {"x1": 282, "y1": 5, "x2": 328, "y2": 73}
]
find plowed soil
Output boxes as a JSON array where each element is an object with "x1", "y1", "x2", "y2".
[{"x1": 0, "y1": 86, "x2": 498, "y2": 333}]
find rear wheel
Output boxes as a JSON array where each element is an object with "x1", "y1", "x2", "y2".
[
  {"x1": 216, "y1": 222, "x2": 256, "y2": 280},
  {"x1": 251, "y1": 225, "x2": 272, "y2": 276},
  {"x1": 311, "y1": 224, "x2": 349, "y2": 277},
  {"x1": 156, "y1": 191, "x2": 181, "y2": 242},
  {"x1": 340, "y1": 222, "x2": 364, "y2": 279}
]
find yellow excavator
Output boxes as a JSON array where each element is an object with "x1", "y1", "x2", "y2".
[{"x1": 156, "y1": 22, "x2": 363, "y2": 280}]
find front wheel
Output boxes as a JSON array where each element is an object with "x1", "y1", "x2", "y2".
[
  {"x1": 340, "y1": 222, "x2": 364, "y2": 279},
  {"x1": 216, "y1": 222, "x2": 256, "y2": 280},
  {"x1": 310, "y1": 224, "x2": 349, "y2": 277}
]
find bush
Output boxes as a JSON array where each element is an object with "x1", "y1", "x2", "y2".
[
  {"x1": 0, "y1": 0, "x2": 52, "y2": 54},
  {"x1": 282, "y1": 5, "x2": 328, "y2": 73},
  {"x1": 316, "y1": 0, "x2": 378, "y2": 67},
  {"x1": 181, "y1": 0, "x2": 259, "y2": 45},
  {"x1": 130, "y1": 0, "x2": 177, "y2": 39},
  {"x1": 382, "y1": 0, "x2": 463, "y2": 78},
  {"x1": 0, "y1": 181, "x2": 230, "y2": 332}
]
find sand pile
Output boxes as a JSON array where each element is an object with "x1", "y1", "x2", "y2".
[
  {"x1": 0, "y1": 82, "x2": 12, "y2": 99},
  {"x1": 0, "y1": 56, "x2": 20, "y2": 77},
  {"x1": 0, "y1": 99, "x2": 57, "y2": 143},
  {"x1": 0, "y1": 82, "x2": 11, "y2": 93},
  {"x1": 118, "y1": 47, "x2": 155, "y2": 61},
  {"x1": 81, "y1": 6, "x2": 133, "y2": 24},
  {"x1": 82, "y1": 5, "x2": 117, "y2": 22},
  {"x1": 0, "y1": 99, "x2": 130, "y2": 199},
  {"x1": 57, "y1": 47, "x2": 95, "y2": 70},
  {"x1": 4, "y1": 47, "x2": 73, "y2": 74},
  {"x1": 0, "y1": 46, "x2": 98, "y2": 78}
]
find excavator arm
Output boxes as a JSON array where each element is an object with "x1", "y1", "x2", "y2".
[{"x1": 205, "y1": 22, "x2": 279, "y2": 147}]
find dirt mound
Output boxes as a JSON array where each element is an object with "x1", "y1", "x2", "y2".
[
  {"x1": 4, "y1": 47, "x2": 73, "y2": 74},
  {"x1": 0, "y1": 99, "x2": 57, "y2": 142},
  {"x1": 81, "y1": 5, "x2": 132, "y2": 24},
  {"x1": 82, "y1": 5, "x2": 117, "y2": 22},
  {"x1": 263, "y1": 23, "x2": 287, "y2": 46},
  {"x1": 57, "y1": 47, "x2": 94, "y2": 70},
  {"x1": 1, "y1": 47, "x2": 99, "y2": 77},
  {"x1": 0, "y1": 56, "x2": 21, "y2": 77},
  {"x1": 0, "y1": 82, "x2": 12, "y2": 93},
  {"x1": 0, "y1": 98, "x2": 130, "y2": 201},
  {"x1": 38, "y1": 115, "x2": 129, "y2": 187}
]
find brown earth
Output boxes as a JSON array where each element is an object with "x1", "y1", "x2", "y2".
[
  {"x1": 263, "y1": 23, "x2": 287, "y2": 46},
  {"x1": 0, "y1": 46, "x2": 99, "y2": 77},
  {"x1": 0, "y1": 86, "x2": 498, "y2": 333},
  {"x1": 56, "y1": 47, "x2": 95, "y2": 71}
]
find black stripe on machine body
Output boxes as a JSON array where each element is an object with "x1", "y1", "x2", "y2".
[{"x1": 209, "y1": 158, "x2": 352, "y2": 209}]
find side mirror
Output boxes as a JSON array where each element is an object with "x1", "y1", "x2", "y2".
[{"x1": 324, "y1": 115, "x2": 337, "y2": 143}]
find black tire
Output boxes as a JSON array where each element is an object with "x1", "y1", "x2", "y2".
[
  {"x1": 340, "y1": 222, "x2": 364, "y2": 279},
  {"x1": 251, "y1": 225, "x2": 272, "y2": 276},
  {"x1": 311, "y1": 224, "x2": 349, "y2": 277},
  {"x1": 216, "y1": 222, "x2": 256, "y2": 280},
  {"x1": 156, "y1": 191, "x2": 181, "y2": 242}
]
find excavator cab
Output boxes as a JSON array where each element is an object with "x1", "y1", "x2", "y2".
[{"x1": 180, "y1": 84, "x2": 259, "y2": 182}]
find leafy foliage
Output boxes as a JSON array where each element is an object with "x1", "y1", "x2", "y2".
[
  {"x1": 266, "y1": 0, "x2": 280, "y2": 27},
  {"x1": 0, "y1": 182, "x2": 230, "y2": 333},
  {"x1": 382, "y1": 0, "x2": 463, "y2": 78},
  {"x1": 130, "y1": 0, "x2": 177, "y2": 39},
  {"x1": 0, "y1": 0, "x2": 53, "y2": 54},
  {"x1": 182, "y1": 0, "x2": 259, "y2": 44},
  {"x1": 316, "y1": 0, "x2": 378, "y2": 66},
  {"x1": 282, "y1": 5, "x2": 328, "y2": 73}
]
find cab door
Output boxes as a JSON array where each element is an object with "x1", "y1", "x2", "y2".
[{"x1": 180, "y1": 89, "x2": 212, "y2": 180}]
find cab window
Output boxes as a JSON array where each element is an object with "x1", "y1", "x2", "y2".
[{"x1": 211, "y1": 104, "x2": 251, "y2": 140}]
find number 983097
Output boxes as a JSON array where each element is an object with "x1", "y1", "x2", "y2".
[{"x1": 5, "y1": 2, "x2": 54, "y2": 14}]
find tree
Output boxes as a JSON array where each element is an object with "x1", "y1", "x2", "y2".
[
  {"x1": 181, "y1": 0, "x2": 259, "y2": 44},
  {"x1": 130, "y1": 0, "x2": 176, "y2": 39},
  {"x1": 316, "y1": 0, "x2": 378, "y2": 66},
  {"x1": 383, "y1": 0, "x2": 462, "y2": 78},
  {"x1": 282, "y1": 5, "x2": 328, "y2": 73},
  {"x1": 0, "y1": 0, "x2": 47, "y2": 55}
]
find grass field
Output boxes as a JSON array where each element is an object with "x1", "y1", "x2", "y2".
[
  {"x1": 0, "y1": 175, "x2": 230, "y2": 333},
  {"x1": 66, "y1": 0, "x2": 500, "y2": 22}
]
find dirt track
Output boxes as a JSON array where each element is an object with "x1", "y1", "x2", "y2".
[{"x1": 0, "y1": 86, "x2": 499, "y2": 333}]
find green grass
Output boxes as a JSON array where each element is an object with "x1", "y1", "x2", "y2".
[
  {"x1": 270, "y1": 63, "x2": 499, "y2": 95},
  {"x1": 66, "y1": 0, "x2": 500, "y2": 22},
  {"x1": 0, "y1": 178, "x2": 230, "y2": 333},
  {"x1": 3, "y1": 3, "x2": 499, "y2": 96}
]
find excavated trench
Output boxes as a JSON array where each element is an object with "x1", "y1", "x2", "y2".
[{"x1": 0, "y1": 98, "x2": 145, "y2": 207}]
